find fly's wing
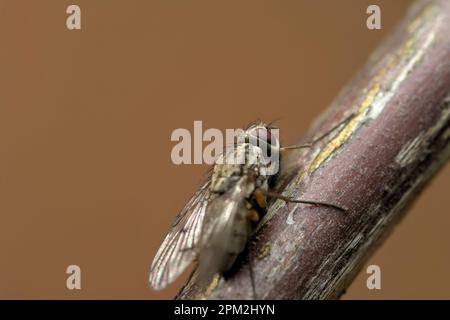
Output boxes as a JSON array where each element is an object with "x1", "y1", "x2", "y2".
[
  {"x1": 149, "y1": 180, "x2": 211, "y2": 290},
  {"x1": 197, "y1": 177, "x2": 253, "y2": 284}
]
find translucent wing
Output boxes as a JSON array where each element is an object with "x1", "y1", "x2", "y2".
[
  {"x1": 149, "y1": 180, "x2": 211, "y2": 290},
  {"x1": 197, "y1": 176, "x2": 254, "y2": 285}
]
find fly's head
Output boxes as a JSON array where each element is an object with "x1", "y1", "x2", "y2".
[
  {"x1": 246, "y1": 122, "x2": 280, "y2": 150},
  {"x1": 245, "y1": 122, "x2": 280, "y2": 177},
  {"x1": 213, "y1": 122, "x2": 281, "y2": 187}
]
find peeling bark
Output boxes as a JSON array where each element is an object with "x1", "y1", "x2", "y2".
[{"x1": 177, "y1": 0, "x2": 450, "y2": 300}]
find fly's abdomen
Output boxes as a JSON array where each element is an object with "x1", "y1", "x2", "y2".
[
  {"x1": 221, "y1": 207, "x2": 250, "y2": 271},
  {"x1": 198, "y1": 203, "x2": 251, "y2": 286}
]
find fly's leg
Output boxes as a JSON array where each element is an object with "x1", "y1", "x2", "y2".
[
  {"x1": 246, "y1": 207, "x2": 259, "y2": 300},
  {"x1": 265, "y1": 191, "x2": 347, "y2": 213},
  {"x1": 176, "y1": 267, "x2": 198, "y2": 299},
  {"x1": 280, "y1": 112, "x2": 355, "y2": 151},
  {"x1": 246, "y1": 207, "x2": 259, "y2": 298},
  {"x1": 246, "y1": 189, "x2": 268, "y2": 223},
  {"x1": 247, "y1": 209, "x2": 260, "y2": 223},
  {"x1": 248, "y1": 252, "x2": 258, "y2": 300},
  {"x1": 270, "y1": 115, "x2": 355, "y2": 211},
  {"x1": 254, "y1": 189, "x2": 267, "y2": 209},
  {"x1": 246, "y1": 189, "x2": 268, "y2": 299}
]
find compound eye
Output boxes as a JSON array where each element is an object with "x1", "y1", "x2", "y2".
[
  {"x1": 254, "y1": 127, "x2": 271, "y2": 144},
  {"x1": 248, "y1": 126, "x2": 279, "y2": 148}
]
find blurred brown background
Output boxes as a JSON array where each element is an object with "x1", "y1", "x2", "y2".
[{"x1": 0, "y1": 0, "x2": 448, "y2": 299}]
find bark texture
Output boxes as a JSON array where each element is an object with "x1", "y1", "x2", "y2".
[{"x1": 178, "y1": 0, "x2": 450, "y2": 299}]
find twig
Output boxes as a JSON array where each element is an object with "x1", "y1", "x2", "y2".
[{"x1": 177, "y1": 0, "x2": 450, "y2": 299}]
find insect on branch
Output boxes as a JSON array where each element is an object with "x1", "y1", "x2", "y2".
[{"x1": 174, "y1": 0, "x2": 450, "y2": 300}]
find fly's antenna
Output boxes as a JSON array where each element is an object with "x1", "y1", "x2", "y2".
[
  {"x1": 265, "y1": 191, "x2": 347, "y2": 213},
  {"x1": 267, "y1": 117, "x2": 282, "y2": 128}
]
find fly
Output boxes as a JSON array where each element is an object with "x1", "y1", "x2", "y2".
[{"x1": 148, "y1": 117, "x2": 352, "y2": 296}]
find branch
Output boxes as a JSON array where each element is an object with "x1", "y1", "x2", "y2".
[{"x1": 177, "y1": 0, "x2": 450, "y2": 299}]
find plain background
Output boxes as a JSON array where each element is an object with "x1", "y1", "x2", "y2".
[{"x1": 0, "y1": 0, "x2": 448, "y2": 299}]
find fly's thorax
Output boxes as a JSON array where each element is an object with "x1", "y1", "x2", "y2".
[
  {"x1": 212, "y1": 123, "x2": 280, "y2": 177},
  {"x1": 211, "y1": 143, "x2": 269, "y2": 193}
]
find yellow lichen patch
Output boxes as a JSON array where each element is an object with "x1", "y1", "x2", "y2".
[
  {"x1": 204, "y1": 273, "x2": 221, "y2": 296},
  {"x1": 258, "y1": 243, "x2": 271, "y2": 259},
  {"x1": 407, "y1": 4, "x2": 434, "y2": 34},
  {"x1": 401, "y1": 38, "x2": 415, "y2": 57},
  {"x1": 305, "y1": 4, "x2": 438, "y2": 175},
  {"x1": 308, "y1": 82, "x2": 380, "y2": 174}
]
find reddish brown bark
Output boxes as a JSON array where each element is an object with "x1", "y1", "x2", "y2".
[{"x1": 178, "y1": 0, "x2": 450, "y2": 299}]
